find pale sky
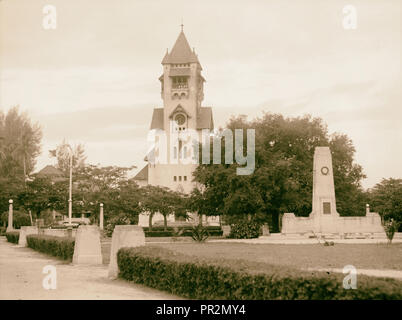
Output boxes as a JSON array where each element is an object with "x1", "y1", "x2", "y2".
[{"x1": 0, "y1": 0, "x2": 401, "y2": 189}]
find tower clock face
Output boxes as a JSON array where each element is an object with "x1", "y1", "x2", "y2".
[{"x1": 175, "y1": 114, "x2": 186, "y2": 125}]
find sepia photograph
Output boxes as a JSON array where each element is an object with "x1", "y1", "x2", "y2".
[{"x1": 0, "y1": 0, "x2": 401, "y2": 308}]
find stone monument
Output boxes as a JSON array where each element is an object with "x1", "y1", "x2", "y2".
[
  {"x1": 282, "y1": 147, "x2": 384, "y2": 235},
  {"x1": 72, "y1": 225, "x2": 103, "y2": 265},
  {"x1": 108, "y1": 225, "x2": 145, "y2": 279}
]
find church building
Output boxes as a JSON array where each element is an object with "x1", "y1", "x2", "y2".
[{"x1": 134, "y1": 29, "x2": 218, "y2": 225}]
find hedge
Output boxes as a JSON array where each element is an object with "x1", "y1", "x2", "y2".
[
  {"x1": 5, "y1": 231, "x2": 20, "y2": 244},
  {"x1": 26, "y1": 235, "x2": 75, "y2": 261},
  {"x1": 143, "y1": 226, "x2": 223, "y2": 237},
  {"x1": 117, "y1": 246, "x2": 402, "y2": 300},
  {"x1": 142, "y1": 226, "x2": 222, "y2": 232}
]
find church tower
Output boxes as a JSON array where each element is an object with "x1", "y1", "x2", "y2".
[{"x1": 134, "y1": 28, "x2": 214, "y2": 194}]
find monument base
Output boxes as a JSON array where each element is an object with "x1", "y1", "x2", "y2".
[{"x1": 281, "y1": 212, "x2": 385, "y2": 235}]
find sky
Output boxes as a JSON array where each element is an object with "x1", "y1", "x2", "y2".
[{"x1": 0, "y1": 0, "x2": 401, "y2": 189}]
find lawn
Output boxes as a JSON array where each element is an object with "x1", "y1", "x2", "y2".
[{"x1": 151, "y1": 242, "x2": 402, "y2": 271}]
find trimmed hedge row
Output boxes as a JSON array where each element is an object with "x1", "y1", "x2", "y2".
[
  {"x1": 5, "y1": 231, "x2": 20, "y2": 244},
  {"x1": 117, "y1": 246, "x2": 402, "y2": 300},
  {"x1": 142, "y1": 226, "x2": 222, "y2": 232},
  {"x1": 144, "y1": 226, "x2": 223, "y2": 237},
  {"x1": 26, "y1": 235, "x2": 75, "y2": 261}
]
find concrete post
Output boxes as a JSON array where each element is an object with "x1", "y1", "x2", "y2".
[
  {"x1": 99, "y1": 203, "x2": 104, "y2": 230},
  {"x1": 6, "y1": 199, "x2": 13, "y2": 232},
  {"x1": 73, "y1": 225, "x2": 103, "y2": 265},
  {"x1": 108, "y1": 225, "x2": 145, "y2": 278}
]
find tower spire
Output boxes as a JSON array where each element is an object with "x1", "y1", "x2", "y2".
[{"x1": 180, "y1": 18, "x2": 184, "y2": 32}]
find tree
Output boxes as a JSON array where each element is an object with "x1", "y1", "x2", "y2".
[
  {"x1": 17, "y1": 176, "x2": 56, "y2": 220},
  {"x1": 193, "y1": 112, "x2": 367, "y2": 232},
  {"x1": 49, "y1": 139, "x2": 86, "y2": 176},
  {"x1": 140, "y1": 185, "x2": 184, "y2": 231},
  {"x1": 369, "y1": 178, "x2": 402, "y2": 230},
  {"x1": 0, "y1": 107, "x2": 42, "y2": 214},
  {"x1": 0, "y1": 107, "x2": 42, "y2": 183}
]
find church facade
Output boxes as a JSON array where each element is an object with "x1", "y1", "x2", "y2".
[{"x1": 134, "y1": 30, "x2": 219, "y2": 226}]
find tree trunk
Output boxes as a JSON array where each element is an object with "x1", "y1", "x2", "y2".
[
  {"x1": 23, "y1": 155, "x2": 27, "y2": 188},
  {"x1": 271, "y1": 210, "x2": 279, "y2": 233},
  {"x1": 148, "y1": 213, "x2": 153, "y2": 231},
  {"x1": 163, "y1": 215, "x2": 168, "y2": 231},
  {"x1": 198, "y1": 213, "x2": 203, "y2": 227}
]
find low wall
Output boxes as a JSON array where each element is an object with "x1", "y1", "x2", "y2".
[
  {"x1": 282, "y1": 212, "x2": 385, "y2": 234},
  {"x1": 41, "y1": 228, "x2": 77, "y2": 238}
]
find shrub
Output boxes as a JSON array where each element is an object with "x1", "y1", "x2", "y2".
[
  {"x1": 384, "y1": 219, "x2": 400, "y2": 243},
  {"x1": 117, "y1": 246, "x2": 402, "y2": 300},
  {"x1": 105, "y1": 214, "x2": 137, "y2": 237},
  {"x1": 5, "y1": 231, "x2": 20, "y2": 244},
  {"x1": 229, "y1": 220, "x2": 261, "y2": 239},
  {"x1": 26, "y1": 235, "x2": 75, "y2": 261},
  {"x1": 0, "y1": 226, "x2": 6, "y2": 236},
  {"x1": 190, "y1": 225, "x2": 209, "y2": 242},
  {"x1": 143, "y1": 226, "x2": 223, "y2": 238}
]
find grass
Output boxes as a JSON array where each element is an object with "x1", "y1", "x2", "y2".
[{"x1": 151, "y1": 242, "x2": 402, "y2": 271}]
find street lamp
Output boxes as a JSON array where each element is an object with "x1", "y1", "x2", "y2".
[{"x1": 66, "y1": 145, "x2": 73, "y2": 226}]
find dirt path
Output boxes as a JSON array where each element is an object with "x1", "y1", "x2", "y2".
[{"x1": 0, "y1": 237, "x2": 181, "y2": 300}]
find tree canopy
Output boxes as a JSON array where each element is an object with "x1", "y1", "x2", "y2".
[{"x1": 193, "y1": 113, "x2": 367, "y2": 232}]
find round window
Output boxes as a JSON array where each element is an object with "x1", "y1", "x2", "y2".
[
  {"x1": 175, "y1": 114, "x2": 186, "y2": 125},
  {"x1": 321, "y1": 166, "x2": 329, "y2": 175}
]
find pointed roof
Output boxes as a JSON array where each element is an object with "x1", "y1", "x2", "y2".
[
  {"x1": 162, "y1": 31, "x2": 199, "y2": 64},
  {"x1": 133, "y1": 165, "x2": 148, "y2": 181},
  {"x1": 37, "y1": 165, "x2": 64, "y2": 177}
]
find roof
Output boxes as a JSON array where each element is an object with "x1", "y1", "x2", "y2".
[
  {"x1": 197, "y1": 107, "x2": 214, "y2": 130},
  {"x1": 150, "y1": 108, "x2": 164, "y2": 130},
  {"x1": 37, "y1": 165, "x2": 64, "y2": 177},
  {"x1": 150, "y1": 107, "x2": 214, "y2": 130},
  {"x1": 168, "y1": 105, "x2": 191, "y2": 119},
  {"x1": 162, "y1": 31, "x2": 199, "y2": 64},
  {"x1": 133, "y1": 165, "x2": 148, "y2": 181}
]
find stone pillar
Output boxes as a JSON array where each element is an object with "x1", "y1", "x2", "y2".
[
  {"x1": 72, "y1": 225, "x2": 103, "y2": 265},
  {"x1": 108, "y1": 225, "x2": 145, "y2": 279},
  {"x1": 261, "y1": 223, "x2": 270, "y2": 236},
  {"x1": 99, "y1": 203, "x2": 104, "y2": 230},
  {"x1": 366, "y1": 204, "x2": 370, "y2": 215},
  {"x1": 18, "y1": 226, "x2": 38, "y2": 247},
  {"x1": 6, "y1": 199, "x2": 13, "y2": 232},
  {"x1": 222, "y1": 225, "x2": 231, "y2": 238}
]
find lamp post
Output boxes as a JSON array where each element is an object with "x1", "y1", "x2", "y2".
[
  {"x1": 66, "y1": 145, "x2": 73, "y2": 226},
  {"x1": 6, "y1": 199, "x2": 13, "y2": 232},
  {"x1": 99, "y1": 203, "x2": 104, "y2": 230}
]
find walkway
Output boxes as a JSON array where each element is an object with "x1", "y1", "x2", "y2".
[{"x1": 0, "y1": 237, "x2": 181, "y2": 300}]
